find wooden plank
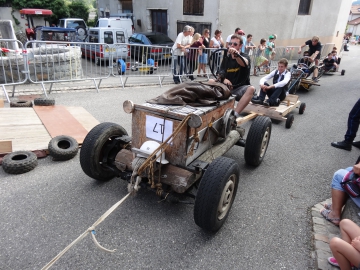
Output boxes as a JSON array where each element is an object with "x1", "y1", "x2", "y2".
[
  {"x1": 0, "y1": 125, "x2": 51, "y2": 152},
  {"x1": 0, "y1": 141, "x2": 12, "y2": 154},
  {"x1": 33, "y1": 105, "x2": 89, "y2": 144},
  {"x1": 0, "y1": 108, "x2": 43, "y2": 126},
  {"x1": 65, "y1": 107, "x2": 100, "y2": 132},
  {"x1": 236, "y1": 112, "x2": 258, "y2": 125},
  {"x1": 284, "y1": 94, "x2": 299, "y2": 103}
]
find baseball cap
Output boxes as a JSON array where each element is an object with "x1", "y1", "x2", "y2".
[
  {"x1": 238, "y1": 30, "x2": 245, "y2": 35},
  {"x1": 269, "y1": 35, "x2": 275, "y2": 39}
]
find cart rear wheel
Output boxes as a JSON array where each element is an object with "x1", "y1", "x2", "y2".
[
  {"x1": 341, "y1": 69, "x2": 345, "y2": 76},
  {"x1": 244, "y1": 116, "x2": 272, "y2": 166},
  {"x1": 194, "y1": 156, "x2": 239, "y2": 232},
  {"x1": 285, "y1": 114, "x2": 294, "y2": 129},
  {"x1": 80, "y1": 122, "x2": 128, "y2": 181},
  {"x1": 299, "y1": 103, "x2": 306, "y2": 115}
]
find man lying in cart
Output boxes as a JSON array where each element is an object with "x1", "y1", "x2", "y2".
[
  {"x1": 209, "y1": 34, "x2": 256, "y2": 118},
  {"x1": 294, "y1": 51, "x2": 319, "y2": 81},
  {"x1": 251, "y1": 58, "x2": 291, "y2": 107}
]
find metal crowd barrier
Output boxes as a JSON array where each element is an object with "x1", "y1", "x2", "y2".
[
  {"x1": 0, "y1": 39, "x2": 27, "y2": 102},
  {"x1": 113, "y1": 43, "x2": 173, "y2": 88},
  {"x1": 26, "y1": 40, "x2": 112, "y2": 94}
]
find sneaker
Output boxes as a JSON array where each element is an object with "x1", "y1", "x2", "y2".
[
  {"x1": 263, "y1": 100, "x2": 270, "y2": 107},
  {"x1": 312, "y1": 77, "x2": 319, "y2": 82},
  {"x1": 331, "y1": 140, "x2": 352, "y2": 151},
  {"x1": 251, "y1": 98, "x2": 263, "y2": 105},
  {"x1": 328, "y1": 257, "x2": 339, "y2": 267},
  {"x1": 276, "y1": 98, "x2": 281, "y2": 106}
]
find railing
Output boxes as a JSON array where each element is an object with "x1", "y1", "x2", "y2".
[{"x1": 0, "y1": 39, "x2": 339, "y2": 102}]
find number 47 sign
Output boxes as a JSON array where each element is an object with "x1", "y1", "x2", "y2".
[{"x1": 145, "y1": 115, "x2": 173, "y2": 143}]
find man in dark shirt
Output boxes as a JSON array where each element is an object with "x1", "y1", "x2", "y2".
[
  {"x1": 323, "y1": 53, "x2": 336, "y2": 71},
  {"x1": 215, "y1": 34, "x2": 255, "y2": 117},
  {"x1": 298, "y1": 36, "x2": 322, "y2": 66}
]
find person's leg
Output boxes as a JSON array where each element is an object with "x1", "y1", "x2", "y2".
[
  {"x1": 340, "y1": 219, "x2": 360, "y2": 243},
  {"x1": 330, "y1": 237, "x2": 360, "y2": 270},
  {"x1": 173, "y1": 56, "x2": 179, "y2": 82},
  {"x1": 267, "y1": 86, "x2": 285, "y2": 106},
  {"x1": 345, "y1": 98, "x2": 360, "y2": 142},
  {"x1": 179, "y1": 56, "x2": 184, "y2": 76},
  {"x1": 234, "y1": 86, "x2": 255, "y2": 114}
]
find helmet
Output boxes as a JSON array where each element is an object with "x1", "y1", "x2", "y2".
[
  {"x1": 269, "y1": 35, "x2": 275, "y2": 40},
  {"x1": 137, "y1": 141, "x2": 169, "y2": 164}
]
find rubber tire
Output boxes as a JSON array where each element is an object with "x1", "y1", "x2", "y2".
[
  {"x1": 244, "y1": 116, "x2": 272, "y2": 166},
  {"x1": 341, "y1": 70, "x2": 345, "y2": 76},
  {"x1": 299, "y1": 103, "x2": 306, "y2": 115},
  {"x1": 34, "y1": 98, "x2": 55, "y2": 106},
  {"x1": 15, "y1": 32, "x2": 28, "y2": 46},
  {"x1": 48, "y1": 135, "x2": 79, "y2": 161},
  {"x1": 2, "y1": 151, "x2": 38, "y2": 174},
  {"x1": 286, "y1": 114, "x2": 294, "y2": 129},
  {"x1": 95, "y1": 57, "x2": 101, "y2": 66},
  {"x1": 194, "y1": 156, "x2": 239, "y2": 232},
  {"x1": 76, "y1": 26, "x2": 87, "y2": 38},
  {"x1": 10, "y1": 100, "x2": 33, "y2": 107},
  {"x1": 80, "y1": 122, "x2": 128, "y2": 181}
]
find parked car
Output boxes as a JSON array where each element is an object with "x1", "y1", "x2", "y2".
[
  {"x1": 95, "y1": 17, "x2": 134, "y2": 37},
  {"x1": 81, "y1": 27, "x2": 128, "y2": 65},
  {"x1": 35, "y1": 27, "x2": 78, "y2": 42},
  {"x1": 58, "y1": 18, "x2": 88, "y2": 41},
  {"x1": 128, "y1": 32, "x2": 173, "y2": 62}
]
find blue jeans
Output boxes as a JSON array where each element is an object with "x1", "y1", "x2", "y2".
[
  {"x1": 173, "y1": 55, "x2": 185, "y2": 82},
  {"x1": 345, "y1": 98, "x2": 360, "y2": 142}
]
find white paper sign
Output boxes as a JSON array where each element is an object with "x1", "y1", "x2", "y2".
[{"x1": 145, "y1": 115, "x2": 173, "y2": 142}]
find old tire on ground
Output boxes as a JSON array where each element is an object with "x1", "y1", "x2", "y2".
[
  {"x1": 2, "y1": 151, "x2": 38, "y2": 174},
  {"x1": 299, "y1": 103, "x2": 306, "y2": 115},
  {"x1": 48, "y1": 135, "x2": 79, "y2": 161},
  {"x1": 34, "y1": 98, "x2": 55, "y2": 106},
  {"x1": 244, "y1": 116, "x2": 272, "y2": 166},
  {"x1": 10, "y1": 100, "x2": 33, "y2": 107},
  {"x1": 341, "y1": 69, "x2": 345, "y2": 76},
  {"x1": 194, "y1": 156, "x2": 239, "y2": 232},
  {"x1": 285, "y1": 114, "x2": 294, "y2": 129},
  {"x1": 80, "y1": 122, "x2": 128, "y2": 181}
]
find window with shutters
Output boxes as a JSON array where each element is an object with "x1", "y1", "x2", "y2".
[
  {"x1": 183, "y1": 0, "x2": 204, "y2": 16},
  {"x1": 298, "y1": 0, "x2": 312, "y2": 15}
]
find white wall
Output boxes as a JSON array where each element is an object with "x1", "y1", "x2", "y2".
[{"x1": 132, "y1": 0, "x2": 219, "y2": 40}]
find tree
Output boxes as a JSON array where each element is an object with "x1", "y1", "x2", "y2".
[
  {"x1": 68, "y1": 0, "x2": 90, "y2": 23},
  {"x1": 11, "y1": 0, "x2": 70, "y2": 25}
]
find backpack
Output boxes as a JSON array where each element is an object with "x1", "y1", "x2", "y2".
[{"x1": 341, "y1": 170, "x2": 360, "y2": 197}]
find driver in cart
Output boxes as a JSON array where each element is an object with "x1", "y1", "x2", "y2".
[
  {"x1": 209, "y1": 34, "x2": 256, "y2": 118},
  {"x1": 295, "y1": 51, "x2": 319, "y2": 79}
]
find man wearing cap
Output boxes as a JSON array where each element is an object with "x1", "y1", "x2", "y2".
[
  {"x1": 172, "y1": 25, "x2": 192, "y2": 84},
  {"x1": 211, "y1": 34, "x2": 255, "y2": 117}
]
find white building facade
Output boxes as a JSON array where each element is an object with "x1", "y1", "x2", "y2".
[{"x1": 131, "y1": 0, "x2": 352, "y2": 49}]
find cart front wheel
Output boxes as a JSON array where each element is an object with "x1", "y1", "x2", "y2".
[
  {"x1": 244, "y1": 116, "x2": 272, "y2": 166},
  {"x1": 194, "y1": 157, "x2": 239, "y2": 232},
  {"x1": 286, "y1": 114, "x2": 294, "y2": 129},
  {"x1": 299, "y1": 103, "x2": 306, "y2": 115}
]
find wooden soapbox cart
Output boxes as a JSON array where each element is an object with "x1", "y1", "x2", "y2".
[{"x1": 80, "y1": 96, "x2": 272, "y2": 232}]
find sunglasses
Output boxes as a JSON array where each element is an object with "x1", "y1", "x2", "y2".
[{"x1": 228, "y1": 42, "x2": 239, "y2": 46}]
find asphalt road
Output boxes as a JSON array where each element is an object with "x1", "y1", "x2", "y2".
[{"x1": 0, "y1": 46, "x2": 359, "y2": 270}]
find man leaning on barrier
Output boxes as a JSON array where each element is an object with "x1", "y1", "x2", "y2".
[
  {"x1": 172, "y1": 25, "x2": 192, "y2": 84},
  {"x1": 209, "y1": 34, "x2": 255, "y2": 118}
]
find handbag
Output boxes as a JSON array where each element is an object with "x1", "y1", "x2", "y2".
[{"x1": 341, "y1": 170, "x2": 360, "y2": 197}]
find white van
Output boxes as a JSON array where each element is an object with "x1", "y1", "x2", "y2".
[
  {"x1": 58, "y1": 18, "x2": 88, "y2": 41},
  {"x1": 95, "y1": 17, "x2": 134, "y2": 36},
  {"x1": 81, "y1": 27, "x2": 129, "y2": 65}
]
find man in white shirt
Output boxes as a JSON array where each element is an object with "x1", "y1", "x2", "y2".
[
  {"x1": 225, "y1": 27, "x2": 240, "y2": 48},
  {"x1": 251, "y1": 58, "x2": 291, "y2": 107},
  {"x1": 172, "y1": 25, "x2": 192, "y2": 84},
  {"x1": 225, "y1": 28, "x2": 246, "y2": 53}
]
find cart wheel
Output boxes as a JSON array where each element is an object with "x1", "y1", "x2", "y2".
[
  {"x1": 288, "y1": 79, "x2": 300, "y2": 95},
  {"x1": 95, "y1": 57, "x2": 101, "y2": 66},
  {"x1": 341, "y1": 69, "x2": 345, "y2": 76},
  {"x1": 299, "y1": 103, "x2": 306, "y2": 115},
  {"x1": 285, "y1": 114, "x2": 294, "y2": 129},
  {"x1": 244, "y1": 116, "x2": 272, "y2": 166},
  {"x1": 80, "y1": 122, "x2": 128, "y2": 181},
  {"x1": 194, "y1": 156, "x2": 239, "y2": 232}
]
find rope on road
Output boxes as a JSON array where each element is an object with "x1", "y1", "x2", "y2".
[{"x1": 41, "y1": 193, "x2": 131, "y2": 270}]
